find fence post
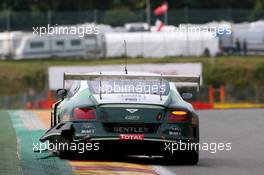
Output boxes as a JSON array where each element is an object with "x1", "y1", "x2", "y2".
[
  {"x1": 47, "y1": 11, "x2": 53, "y2": 57},
  {"x1": 94, "y1": 9, "x2": 98, "y2": 24},
  {"x1": 209, "y1": 85, "x2": 214, "y2": 104},
  {"x1": 5, "y1": 96, "x2": 9, "y2": 109},
  {"x1": 229, "y1": 8, "x2": 233, "y2": 21},
  {"x1": 184, "y1": 8, "x2": 190, "y2": 56},
  {"x1": 164, "y1": 10, "x2": 168, "y2": 25},
  {"x1": 6, "y1": 10, "x2": 11, "y2": 31},
  {"x1": 184, "y1": 8, "x2": 189, "y2": 23},
  {"x1": 47, "y1": 10, "x2": 52, "y2": 25},
  {"x1": 254, "y1": 86, "x2": 259, "y2": 104},
  {"x1": 146, "y1": 0, "x2": 151, "y2": 31},
  {"x1": 23, "y1": 93, "x2": 28, "y2": 106}
]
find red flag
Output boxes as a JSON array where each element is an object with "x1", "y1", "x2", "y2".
[
  {"x1": 155, "y1": 19, "x2": 165, "y2": 32},
  {"x1": 154, "y1": 1, "x2": 168, "y2": 16}
]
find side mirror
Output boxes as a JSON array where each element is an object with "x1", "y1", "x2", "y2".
[
  {"x1": 56, "y1": 89, "x2": 68, "y2": 100},
  {"x1": 181, "y1": 93, "x2": 193, "y2": 100}
]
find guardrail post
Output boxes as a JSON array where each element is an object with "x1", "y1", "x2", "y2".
[{"x1": 6, "y1": 10, "x2": 10, "y2": 31}]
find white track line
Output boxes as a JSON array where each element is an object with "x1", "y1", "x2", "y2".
[
  {"x1": 151, "y1": 165, "x2": 176, "y2": 175},
  {"x1": 16, "y1": 110, "x2": 45, "y2": 130},
  {"x1": 17, "y1": 110, "x2": 176, "y2": 175}
]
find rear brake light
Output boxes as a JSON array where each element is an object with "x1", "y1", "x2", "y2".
[
  {"x1": 74, "y1": 108, "x2": 96, "y2": 120},
  {"x1": 169, "y1": 110, "x2": 189, "y2": 122}
]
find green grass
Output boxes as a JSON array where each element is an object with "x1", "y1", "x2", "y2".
[
  {"x1": 0, "y1": 56, "x2": 264, "y2": 97},
  {"x1": 8, "y1": 110, "x2": 74, "y2": 175},
  {"x1": 0, "y1": 111, "x2": 21, "y2": 175}
]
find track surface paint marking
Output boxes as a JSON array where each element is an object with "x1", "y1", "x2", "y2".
[
  {"x1": 151, "y1": 166, "x2": 176, "y2": 175},
  {"x1": 32, "y1": 110, "x2": 175, "y2": 175},
  {"x1": 69, "y1": 161, "x2": 158, "y2": 175},
  {"x1": 9, "y1": 110, "x2": 74, "y2": 175}
]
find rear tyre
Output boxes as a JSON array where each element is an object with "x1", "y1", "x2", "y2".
[
  {"x1": 183, "y1": 150, "x2": 199, "y2": 165},
  {"x1": 49, "y1": 139, "x2": 70, "y2": 159}
]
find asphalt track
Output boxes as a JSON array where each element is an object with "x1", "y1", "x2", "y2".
[
  {"x1": 1, "y1": 109, "x2": 264, "y2": 175},
  {"x1": 170, "y1": 109, "x2": 264, "y2": 175}
]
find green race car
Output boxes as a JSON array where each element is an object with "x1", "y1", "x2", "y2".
[{"x1": 40, "y1": 71, "x2": 200, "y2": 164}]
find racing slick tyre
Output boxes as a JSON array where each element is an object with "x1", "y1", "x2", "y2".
[{"x1": 183, "y1": 150, "x2": 199, "y2": 165}]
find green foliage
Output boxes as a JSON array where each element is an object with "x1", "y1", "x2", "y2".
[
  {"x1": 103, "y1": 8, "x2": 143, "y2": 26},
  {"x1": 254, "y1": 0, "x2": 264, "y2": 10},
  {"x1": 205, "y1": 65, "x2": 255, "y2": 88},
  {"x1": 0, "y1": 56, "x2": 264, "y2": 97},
  {"x1": 254, "y1": 63, "x2": 264, "y2": 85},
  {"x1": 22, "y1": 70, "x2": 46, "y2": 93},
  {"x1": 0, "y1": 0, "x2": 260, "y2": 12},
  {"x1": 250, "y1": 0, "x2": 264, "y2": 20}
]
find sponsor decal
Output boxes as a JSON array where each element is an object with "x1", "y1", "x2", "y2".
[
  {"x1": 81, "y1": 129, "x2": 95, "y2": 134},
  {"x1": 168, "y1": 127, "x2": 182, "y2": 136},
  {"x1": 124, "y1": 98, "x2": 138, "y2": 102},
  {"x1": 79, "y1": 124, "x2": 95, "y2": 134},
  {"x1": 119, "y1": 134, "x2": 144, "y2": 140},
  {"x1": 124, "y1": 115, "x2": 140, "y2": 120}
]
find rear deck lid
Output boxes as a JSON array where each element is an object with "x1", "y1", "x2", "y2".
[
  {"x1": 98, "y1": 104, "x2": 166, "y2": 123},
  {"x1": 98, "y1": 104, "x2": 166, "y2": 134}
]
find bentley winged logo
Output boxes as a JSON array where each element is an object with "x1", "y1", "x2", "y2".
[{"x1": 126, "y1": 109, "x2": 138, "y2": 113}]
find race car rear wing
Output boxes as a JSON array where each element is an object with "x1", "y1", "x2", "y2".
[{"x1": 63, "y1": 72, "x2": 201, "y2": 91}]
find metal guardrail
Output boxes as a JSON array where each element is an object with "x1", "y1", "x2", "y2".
[
  {"x1": 0, "y1": 93, "x2": 47, "y2": 109},
  {"x1": 2, "y1": 86, "x2": 264, "y2": 109}
]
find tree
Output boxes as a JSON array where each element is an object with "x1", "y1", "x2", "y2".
[{"x1": 0, "y1": 0, "x2": 261, "y2": 12}]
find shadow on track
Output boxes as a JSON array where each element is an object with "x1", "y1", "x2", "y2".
[{"x1": 45, "y1": 151, "x2": 199, "y2": 166}]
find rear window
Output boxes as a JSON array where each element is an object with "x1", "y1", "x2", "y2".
[{"x1": 88, "y1": 79, "x2": 170, "y2": 95}]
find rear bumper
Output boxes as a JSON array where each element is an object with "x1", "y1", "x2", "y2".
[
  {"x1": 95, "y1": 139, "x2": 170, "y2": 155},
  {"x1": 40, "y1": 117, "x2": 199, "y2": 156},
  {"x1": 72, "y1": 137, "x2": 199, "y2": 155}
]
